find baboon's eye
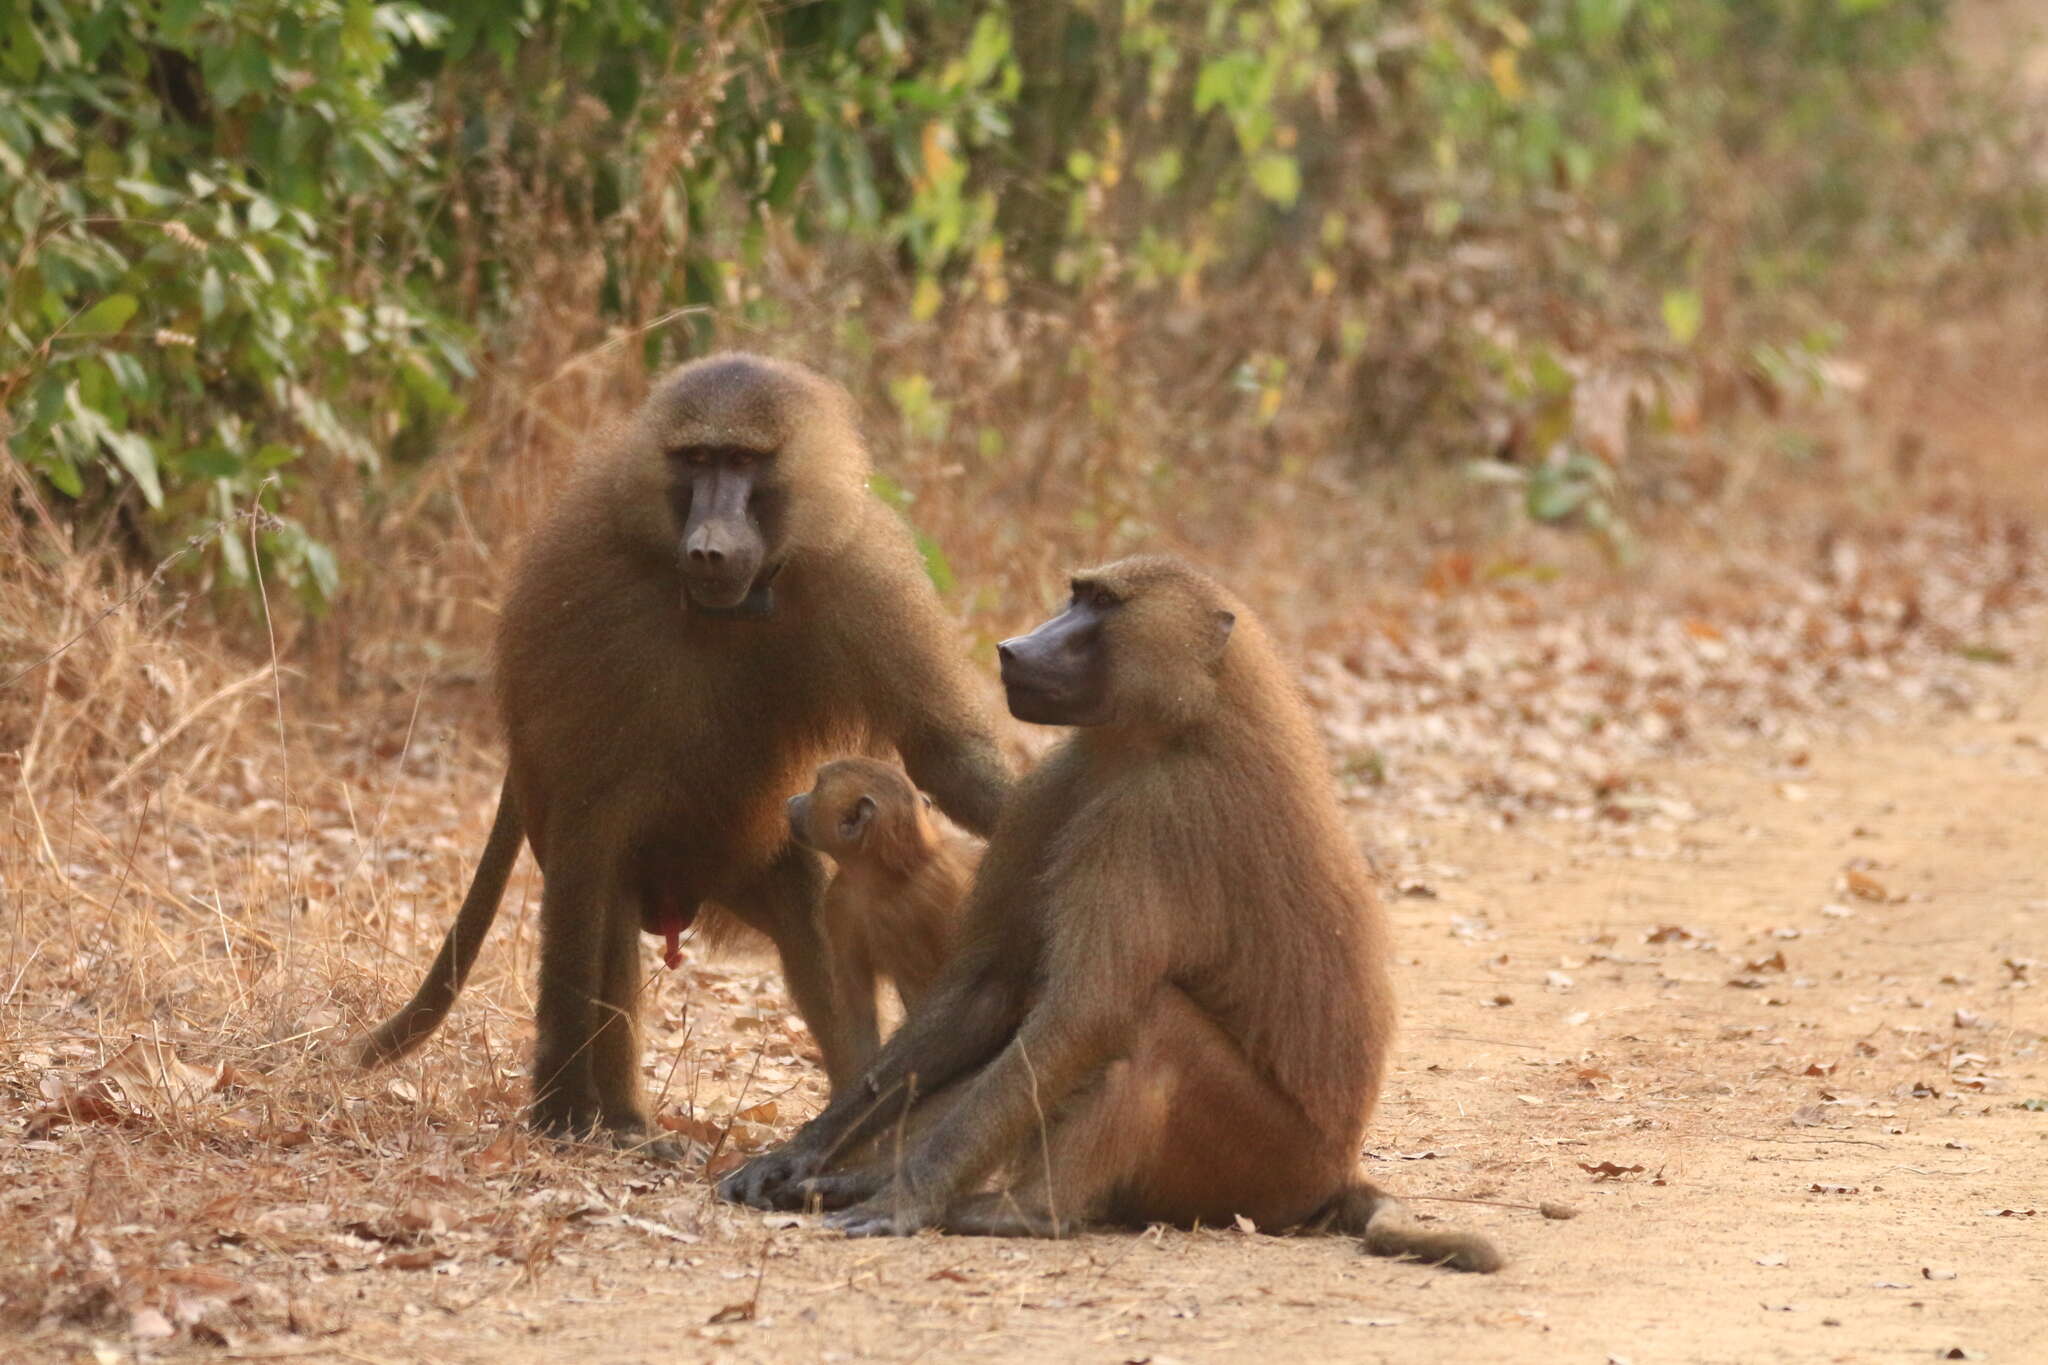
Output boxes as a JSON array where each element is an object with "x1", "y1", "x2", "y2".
[
  {"x1": 729, "y1": 450, "x2": 754, "y2": 468},
  {"x1": 1070, "y1": 580, "x2": 1117, "y2": 611}
]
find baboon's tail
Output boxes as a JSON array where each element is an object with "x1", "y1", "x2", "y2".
[
  {"x1": 350, "y1": 781, "x2": 523, "y2": 1067},
  {"x1": 1314, "y1": 1175, "x2": 1504, "y2": 1273}
]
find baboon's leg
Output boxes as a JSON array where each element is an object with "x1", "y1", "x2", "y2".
[
  {"x1": 795, "y1": 1075, "x2": 972, "y2": 1210},
  {"x1": 592, "y1": 890, "x2": 650, "y2": 1133},
  {"x1": 823, "y1": 913, "x2": 883, "y2": 1078},
  {"x1": 530, "y1": 855, "x2": 617, "y2": 1140},
  {"x1": 933, "y1": 1061, "x2": 1131, "y2": 1238},
  {"x1": 940, "y1": 986, "x2": 1335, "y2": 1237},
  {"x1": 722, "y1": 846, "x2": 863, "y2": 1090}
]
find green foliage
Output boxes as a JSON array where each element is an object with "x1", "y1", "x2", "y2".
[
  {"x1": 2, "y1": 0, "x2": 466, "y2": 605},
  {"x1": 3, "y1": 0, "x2": 2038, "y2": 600}
]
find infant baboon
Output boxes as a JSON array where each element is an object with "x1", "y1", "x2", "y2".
[
  {"x1": 348, "y1": 354, "x2": 1010, "y2": 1156},
  {"x1": 787, "y1": 758, "x2": 978, "y2": 1071},
  {"x1": 722, "y1": 555, "x2": 1501, "y2": 1272}
]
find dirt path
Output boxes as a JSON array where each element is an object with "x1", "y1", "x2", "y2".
[{"x1": 288, "y1": 651, "x2": 2046, "y2": 1365}]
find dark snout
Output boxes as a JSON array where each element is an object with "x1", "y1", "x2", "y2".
[
  {"x1": 998, "y1": 604, "x2": 1110, "y2": 726},
  {"x1": 681, "y1": 468, "x2": 766, "y2": 609},
  {"x1": 786, "y1": 793, "x2": 813, "y2": 848}
]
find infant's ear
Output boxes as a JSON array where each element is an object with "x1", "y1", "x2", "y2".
[
  {"x1": 842, "y1": 794, "x2": 877, "y2": 841},
  {"x1": 1207, "y1": 609, "x2": 1236, "y2": 663}
]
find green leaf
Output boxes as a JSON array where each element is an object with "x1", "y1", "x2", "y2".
[
  {"x1": 916, "y1": 531, "x2": 955, "y2": 594},
  {"x1": 159, "y1": 0, "x2": 205, "y2": 42},
  {"x1": 1194, "y1": 53, "x2": 1254, "y2": 114},
  {"x1": 867, "y1": 472, "x2": 908, "y2": 509},
  {"x1": 1661, "y1": 288, "x2": 1703, "y2": 346},
  {"x1": 1526, "y1": 468, "x2": 1592, "y2": 522},
  {"x1": 180, "y1": 446, "x2": 243, "y2": 479},
  {"x1": 75, "y1": 292, "x2": 139, "y2": 336},
  {"x1": 115, "y1": 178, "x2": 180, "y2": 208},
  {"x1": 964, "y1": 13, "x2": 1009, "y2": 85},
  {"x1": 104, "y1": 352, "x2": 148, "y2": 396},
  {"x1": 41, "y1": 452, "x2": 84, "y2": 497},
  {"x1": 1249, "y1": 153, "x2": 1300, "y2": 208},
  {"x1": 104, "y1": 429, "x2": 164, "y2": 508},
  {"x1": 300, "y1": 537, "x2": 340, "y2": 602},
  {"x1": 200, "y1": 266, "x2": 225, "y2": 322}
]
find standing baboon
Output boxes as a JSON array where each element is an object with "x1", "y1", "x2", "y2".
[
  {"x1": 787, "y1": 758, "x2": 978, "y2": 1073},
  {"x1": 350, "y1": 354, "x2": 1010, "y2": 1155},
  {"x1": 720, "y1": 556, "x2": 1501, "y2": 1271}
]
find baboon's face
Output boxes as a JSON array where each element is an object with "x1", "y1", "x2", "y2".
[
  {"x1": 999, "y1": 561, "x2": 1236, "y2": 728},
  {"x1": 668, "y1": 443, "x2": 776, "y2": 612},
  {"x1": 997, "y1": 579, "x2": 1118, "y2": 727},
  {"x1": 645, "y1": 355, "x2": 819, "y2": 616},
  {"x1": 786, "y1": 760, "x2": 928, "y2": 861}
]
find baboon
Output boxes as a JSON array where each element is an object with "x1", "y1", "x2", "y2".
[
  {"x1": 720, "y1": 555, "x2": 1501, "y2": 1272},
  {"x1": 350, "y1": 354, "x2": 1010, "y2": 1155},
  {"x1": 786, "y1": 757, "x2": 978, "y2": 1072}
]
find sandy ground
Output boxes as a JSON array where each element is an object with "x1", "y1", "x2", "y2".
[{"x1": 110, "y1": 628, "x2": 2033, "y2": 1365}]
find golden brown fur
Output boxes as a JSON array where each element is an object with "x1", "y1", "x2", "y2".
[
  {"x1": 789, "y1": 758, "x2": 979, "y2": 1071},
  {"x1": 349, "y1": 354, "x2": 1010, "y2": 1154},
  {"x1": 721, "y1": 555, "x2": 1500, "y2": 1271}
]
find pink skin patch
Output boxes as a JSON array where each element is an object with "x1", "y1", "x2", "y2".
[{"x1": 652, "y1": 895, "x2": 698, "y2": 971}]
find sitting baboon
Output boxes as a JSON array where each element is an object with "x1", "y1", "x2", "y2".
[
  {"x1": 349, "y1": 354, "x2": 1010, "y2": 1156},
  {"x1": 720, "y1": 555, "x2": 1501, "y2": 1271},
  {"x1": 786, "y1": 758, "x2": 978, "y2": 1071}
]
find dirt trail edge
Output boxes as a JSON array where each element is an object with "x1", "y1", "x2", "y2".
[{"x1": 339, "y1": 659, "x2": 2048, "y2": 1365}]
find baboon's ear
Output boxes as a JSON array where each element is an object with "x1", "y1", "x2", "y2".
[
  {"x1": 841, "y1": 794, "x2": 877, "y2": 842},
  {"x1": 1207, "y1": 609, "x2": 1236, "y2": 664}
]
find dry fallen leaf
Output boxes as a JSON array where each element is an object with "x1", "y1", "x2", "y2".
[
  {"x1": 1843, "y1": 868, "x2": 1890, "y2": 902},
  {"x1": 98, "y1": 1037, "x2": 215, "y2": 1117},
  {"x1": 471, "y1": 1126, "x2": 529, "y2": 1173},
  {"x1": 706, "y1": 1302, "x2": 755, "y2": 1325},
  {"x1": 659, "y1": 1112, "x2": 727, "y2": 1146},
  {"x1": 130, "y1": 1307, "x2": 176, "y2": 1340},
  {"x1": 379, "y1": 1248, "x2": 448, "y2": 1271},
  {"x1": 1579, "y1": 1161, "x2": 1645, "y2": 1180}
]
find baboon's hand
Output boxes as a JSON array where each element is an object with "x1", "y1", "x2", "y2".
[
  {"x1": 825, "y1": 1189, "x2": 940, "y2": 1238},
  {"x1": 795, "y1": 1165, "x2": 889, "y2": 1211},
  {"x1": 716, "y1": 1145, "x2": 821, "y2": 1209}
]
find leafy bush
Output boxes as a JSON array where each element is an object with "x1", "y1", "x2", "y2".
[
  {"x1": 2, "y1": 0, "x2": 467, "y2": 604},
  {"x1": 3, "y1": 0, "x2": 2039, "y2": 608}
]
